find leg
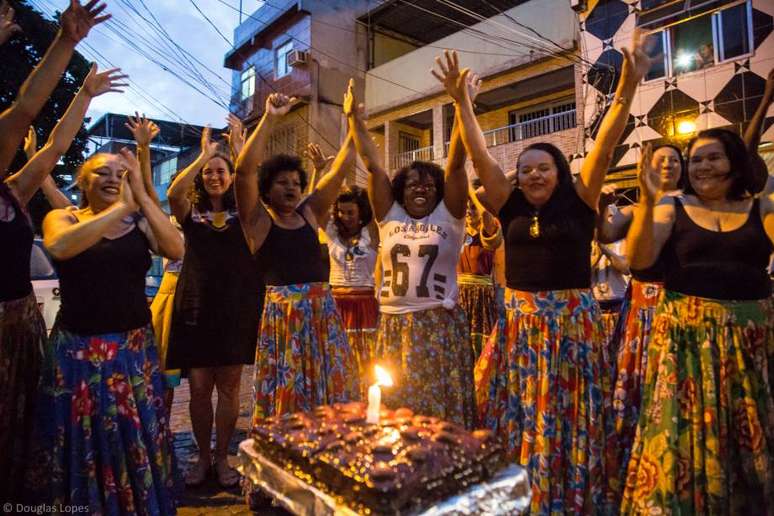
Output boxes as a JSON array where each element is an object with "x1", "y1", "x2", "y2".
[
  {"x1": 213, "y1": 364, "x2": 243, "y2": 487},
  {"x1": 186, "y1": 367, "x2": 215, "y2": 486}
]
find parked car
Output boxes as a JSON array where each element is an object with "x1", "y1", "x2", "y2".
[{"x1": 30, "y1": 238, "x2": 60, "y2": 333}]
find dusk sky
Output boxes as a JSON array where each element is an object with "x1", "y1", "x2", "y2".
[{"x1": 33, "y1": 0, "x2": 264, "y2": 128}]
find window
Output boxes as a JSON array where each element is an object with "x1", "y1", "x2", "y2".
[
  {"x1": 641, "y1": 1, "x2": 753, "y2": 80},
  {"x1": 154, "y1": 156, "x2": 178, "y2": 186},
  {"x1": 275, "y1": 41, "x2": 293, "y2": 78},
  {"x1": 240, "y1": 66, "x2": 255, "y2": 101},
  {"x1": 398, "y1": 132, "x2": 420, "y2": 154},
  {"x1": 508, "y1": 101, "x2": 577, "y2": 141},
  {"x1": 268, "y1": 126, "x2": 297, "y2": 155}
]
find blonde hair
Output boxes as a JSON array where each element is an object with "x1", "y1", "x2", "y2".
[{"x1": 76, "y1": 153, "x2": 114, "y2": 207}]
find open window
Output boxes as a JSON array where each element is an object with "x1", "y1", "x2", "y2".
[
  {"x1": 240, "y1": 66, "x2": 255, "y2": 101},
  {"x1": 275, "y1": 41, "x2": 293, "y2": 79}
]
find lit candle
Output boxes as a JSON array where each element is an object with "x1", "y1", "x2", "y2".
[{"x1": 366, "y1": 365, "x2": 393, "y2": 425}]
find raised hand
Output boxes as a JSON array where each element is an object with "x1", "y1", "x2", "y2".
[
  {"x1": 224, "y1": 113, "x2": 246, "y2": 157},
  {"x1": 637, "y1": 144, "x2": 661, "y2": 205},
  {"x1": 431, "y1": 50, "x2": 469, "y2": 103},
  {"x1": 125, "y1": 112, "x2": 159, "y2": 147},
  {"x1": 764, "y1": 67, "x2": 774, "y2": 101},
  {"x1": 621, "y1": 28, "x2": 652, "y2": 84},
  {"x1": 118, "y1": 146, "x2": 147, "y2": 204},
  {"x1": 265, "y1": 93, "x2": 296, "y2": 117},
  {"x1": 199, "y1": 125, "x2": 219, "y2": 160},
  {"x1": 82, "y1": 64, "x2": 128, "y2": 97},
  {"x1": 598, "y1": 183, "x2": 618, "y2": 210},
  {"x1": 0, "y1": 1, "x2": 22, "y2": 46},
  {"x1": 23, "y1": 126, "x2": 37, "y2": 160},
  {"x1": 60, "y1": 0, "x2": 110, "y2": 44},
  {"x1": 466, "y1": 71, "x2": 482, "y2": 103},
  {"x1": 304, "y1": 142, "x2": 334, "y2": 172}
]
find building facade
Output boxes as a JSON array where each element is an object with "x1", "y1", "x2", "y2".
[
  {"x1": 224, "y1": 0, "x2": 372, "y2": 183},
  {"x1": 576, "y1": 0, "x2": 774, "y2": 190},
  {"x1": 360, "y1": 0, "x2": 583, "y2": 177}
]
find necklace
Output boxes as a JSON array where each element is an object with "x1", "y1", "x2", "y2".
[{"x1": 529, "y1": 210, "x2": 540, "y2": 238}]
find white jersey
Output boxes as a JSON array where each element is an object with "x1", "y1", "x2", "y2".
[
  {"x1": 378, "y1": 201, "x2": 465, "y2": 314},
  {"x1": 325, "y1": 220, "x2": 377, "y2": 288}
]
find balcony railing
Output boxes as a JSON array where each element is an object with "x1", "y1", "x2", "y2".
[{"x1": 391, "y1": 145, "x2": 434, "y2": 170}]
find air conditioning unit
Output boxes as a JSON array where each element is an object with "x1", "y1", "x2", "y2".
[{"x1": 288, "y1": 49, "x2": 310, "y2": 67}]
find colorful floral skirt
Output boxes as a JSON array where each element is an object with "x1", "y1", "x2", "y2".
[
  {"x1": 150, "y1": 271, "x2": 181, "y2": 388},
  {"x1": 376, "y1": 305, "x2": 476, "y2": 429},
  {"x1": 604, "y1": 280, "x2": 662, "y2": 511},
  {"x1": 0, "y1": 292, "x2": 45, "y2": 504},
  {"x1": 25, "y1": 324, "x2": 176, "y2": 515},
  {"x1": 474, "y1": 288, "x2": 607, "y2": 514},
  {"x1": 332, "y1": 286, "x2": 378, "y2": 398},
  {"x1": 252, "y1": 283, "x2": 359, "y2": 423},
  {"x1": 621, "y1": 290, "x2": 774, "y2": 515},
  {"x1": 458, "y1": 274, "x2": 497, "y2": 359}
]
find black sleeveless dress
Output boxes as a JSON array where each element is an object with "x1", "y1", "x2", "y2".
[{"x1": 166, "y1": 207, "x2": 264, "y2": 369}]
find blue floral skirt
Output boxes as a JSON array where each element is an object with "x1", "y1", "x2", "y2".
[{"x1": 26, "y1": 324, "x2": 176, "y2": 515}]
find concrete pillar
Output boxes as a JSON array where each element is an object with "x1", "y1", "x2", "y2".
[
  {"x1": 432, "y1": 104, "x2": 444, "y2": 164},
  {"x1": 384, "y1": 119, "x2": 399, "y2": 176}
]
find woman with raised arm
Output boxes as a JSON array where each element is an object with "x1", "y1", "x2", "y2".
[
  {"x1": 324, "y1": 184, "x2": 379, "y2": 398},
  {"x1": 235, "y1": 91, "x2": 358, "y2": 421},
  {"x1": 0, "y1": 0, "x2": 110, "y2": 177},
  {"x1": 744, "y1": 66, "x2": 774, "y2": 194},
  {"x1": 164, "y1": 125, "x2": 263, "y2": 488},
  {"x1": 458, "y1": 184, "x2": 502, "y2": 358},
  {"x1": 439, "y1": 34, "x2": 651, "y2": 511},
  {"x1": 27, "y1": 147, "x2": 181, "y2": 513},
  {"x1": 23, "y1": 126, "x2": 73, "y2": 209},
  {"x1": 348, "y1": 71, "x2": 475, "y2": 428},
  {"x1": 596, "y1": 144, "x2": 684, "y2": 508},
  {"x1": 0, "y1": 64, "x2": 124, "y2": 504},
  {"x1": 620, "y1": 132, "x2": 774, "y2": 514}
]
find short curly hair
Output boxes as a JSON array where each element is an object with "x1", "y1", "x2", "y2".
[
  {"x1": 391, "y1": 161, "x2": 445, "y2": 209},
  {"x1": 258, "y1": 153, "x2": 308, "y2": 203}
]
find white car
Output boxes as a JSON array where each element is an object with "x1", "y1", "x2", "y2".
[{"x1": 31, "y1": 238, "x2": 60, "y2": 332}]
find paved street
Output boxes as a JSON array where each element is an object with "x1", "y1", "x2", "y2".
[{"x1": 171, "y1": 366, "x2": 287, "y2": 515}]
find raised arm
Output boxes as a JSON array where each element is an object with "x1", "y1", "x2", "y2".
[
  {"x1": 224, "y1": 112, "x2": 246, "y2": 164},
  {"x1": 744, "y1": 67, "x2": 773, "y2": 194},
  {"x1": 345, "y1": 79, "x2": 392, "y2": 221},
  {"x1": 0, "y1": 1, "x2": 21, "y2": 46},
  {"x1": 235, "y1": 93, "x2": 294, "y2": 233},
  {"x1": 119, "y1": 148, "x2": 183, "y2": 260},
  {"x1": 6, "y1": 65, "x2": 126, "y2": 206},
  {"x1": 304, "y1": 142, "x2": 334, "y2": 195},
  {"x1": 307, "y1": 133, "x2": 354, "y2": 224},
  {"x1": 434, "y1": 51, "x2": 512, "y2": 214},
  {"x1": 23, "y1": 127, "x2": 72, "y2": 208},
  {"x1": 166, "y1": 125, "x2": 219, "y2": 222},
  {"x1": 44, "y1": 174, "x2": 136, "y2": 261},
  {"x1": 126, "y1": 112, "x2": 161, "y2": 207},
  {"x1": 626, "y1": 145, "x2": 674, "y2": 270},
  {"x1": 0, "y1": 0, "x2": 110, "y2": 177},
  {"x1": 576, "y1": 31, "x2": 651, "y2": 210}
]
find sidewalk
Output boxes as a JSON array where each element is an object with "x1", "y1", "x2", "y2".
[{"x1": 171, "y1": 365, "x2": 285, "y2": 515}]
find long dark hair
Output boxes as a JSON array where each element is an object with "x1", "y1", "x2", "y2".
[
  {"x1": 513, "y1": 142, "x2": 574, "y2": 202},
  {"x1": 192, "y1": 153, "x2": 237, "y2": 211},
  {"x1": 684, "y1": 128, "x2": 754, "y2": 200},
  {"x1": 391, "y1": 160, "x2": 445, "y2": 210},
  {"x1": 333, "y1": 185, "x2": 372, "y2": 235}
]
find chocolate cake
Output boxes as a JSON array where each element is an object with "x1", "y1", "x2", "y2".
[{"x1": 252, "y1": 402, "x2": 505, "y2": 514}]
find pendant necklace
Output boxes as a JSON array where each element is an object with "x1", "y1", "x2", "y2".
[{"x1": 529, "y1": 209, "x2": 540, "y2": 239}]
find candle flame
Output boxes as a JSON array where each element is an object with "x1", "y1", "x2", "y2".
[{"x1": 374, "y1": 365, "x2": 393, "y2": 387}]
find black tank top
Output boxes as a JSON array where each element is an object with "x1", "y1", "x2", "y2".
[
  {"x1": 498, "y1": 185, "x2": 596, "y2": 291},
  {"x1": 663, "y1": 198, "x2": 772, "y2": 300},
  {"x1": 630, "y1": 258, "x2": 664, "y2": 283},
  {"x1": 0, "y1": 185, "x2": 33, "y2": 302},
  {"x1": 54, "y1": 220, "x2": 152, "y2": 334},
  {"x1": 255, "y1": 211, "x2": 327, "y2": 286}
]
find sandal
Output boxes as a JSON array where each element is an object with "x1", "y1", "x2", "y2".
[
  {"x1": 214, "y1": 458, "x2": 240, "y2": 488},
  {"x1": 184, "y1": 458, "x2": 210, "y2": 487}
]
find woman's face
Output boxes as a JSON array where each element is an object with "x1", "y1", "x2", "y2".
[
  {"x1": 403, "y1": 169, "x2": 437, "y2": 218},
  {"x1": 336, "y1": 200, "x2": 361, "y2": 233},
  {"x1": 517, "y1": 149, "x2": 559, "y2": 207},
  {"x1": 81, "y1": 154, "x2": 124, "y2": 209},
  {"x1": 201, "y1": 157, "x2": 232, "y2": 199},
  {"x1": 688, "y1": 137, "x2": 732, "y2": 200},
  {"x1": 652, "y1": 146, "x2": 682, "y2": 191},
  {"x1": 465, "y1": 200, "x2": 481, "y2": 230},
  {"x1": 267, "y1": 169, "x2": 303, "y2": 212}
]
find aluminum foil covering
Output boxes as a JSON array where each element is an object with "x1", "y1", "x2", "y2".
[{"x1": 237, "y1": 438, "x2": 531, "y2": 515}]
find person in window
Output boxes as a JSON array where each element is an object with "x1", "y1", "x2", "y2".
[
  {"x1": 348, "y1": 72, "x2": 477, "y2": 428},
  {"x1": 457, "y1": 185, "x2": 502, "y2": 358},
  {"x1": 694, "y1": 42, "x2": 714, "y2": 70},
  {"x1": 441, "y1": 30, "x2": 652, "y2": 512},
  {"x1": 621, "y1": 131, "x2": 774, "y2": 514},
  {"x1": 235, "y1": 91, "x2": 359, "y2": 422},
  {"x1": 595, "y1": 144, "x2": 684, "y2": 510},
  {"x1": 323, "y1": 185, "x2": 380, "y2": 399},
  {"x1": 165, "y1": 123, "x2": 264, "y2": 488},
  {"x1": 29, "y1": 149, "x2": 182, "y2": 512}
]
